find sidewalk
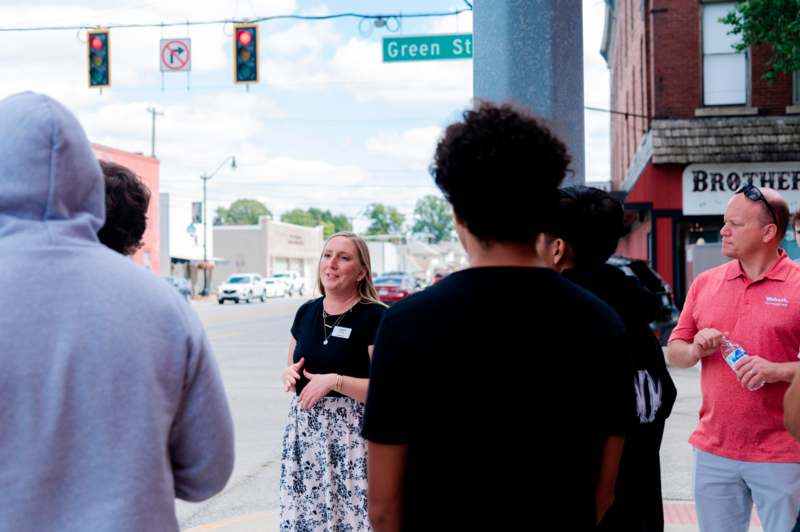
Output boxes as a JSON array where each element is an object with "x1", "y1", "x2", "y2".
[
  {"x1": 184, "y1": 510, "x2": 278, "y2": 531},
  {"x1": 664, "y1": 501, "x2": 762, "y2": 532},
  {"x1": 184, "y1": 503, "x2": 765, "y2": 531}
]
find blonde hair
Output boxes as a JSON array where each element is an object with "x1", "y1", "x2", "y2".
[{"x1": 317, "y1": 232, "x2": 385, "y2": 306}]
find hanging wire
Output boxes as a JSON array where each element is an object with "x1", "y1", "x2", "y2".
[
  {"x1": 0, "y1": 9, "x2": 470, "y2": 33},
  {"x1": 584, "y1": 105, "x2": 650, "y2": 120}
]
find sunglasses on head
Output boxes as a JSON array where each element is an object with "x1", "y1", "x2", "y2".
[{"x1": 736, "y1": 183, "x2": 778, "y2": 226}]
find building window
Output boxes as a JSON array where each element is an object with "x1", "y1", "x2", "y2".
[{"x1": 702, "y1": 2, "x2": 747, "y2": 105}]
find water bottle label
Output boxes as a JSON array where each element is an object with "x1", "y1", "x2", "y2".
[{"x1": 725, "y1": 348, "x2": 748, "y2": 368}]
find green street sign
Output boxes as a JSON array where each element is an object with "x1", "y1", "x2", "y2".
[{"x1": 382, "y1": 33, "x2": 473, "y2": 62}]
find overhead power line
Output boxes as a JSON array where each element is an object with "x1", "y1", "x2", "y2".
[
  {"x1": 0, "y1": 9, "x2": 472, "y2": 33},
  {"x1": 585, "y1": 105, "x2": 650, "y2": 120}
]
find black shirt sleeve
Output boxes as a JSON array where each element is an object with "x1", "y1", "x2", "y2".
[{"x1": 362, "y1": 307, "x2": 413, "y2": 444}]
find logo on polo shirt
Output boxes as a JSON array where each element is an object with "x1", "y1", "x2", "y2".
[{"x1": 765, "y1": 296, "x2": 789, "y2": 307}]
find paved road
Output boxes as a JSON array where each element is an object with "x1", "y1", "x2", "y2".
[{"x1": 177, "y1": 298, "x2": 303, "y2": 530}]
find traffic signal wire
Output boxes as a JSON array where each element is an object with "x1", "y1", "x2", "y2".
[{"x1": 0, "y1": 9, "x2": 472, "y2": 33}]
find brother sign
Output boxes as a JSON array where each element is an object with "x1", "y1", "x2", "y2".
[{"x1": 682, "y1": 162, "x2": 800, "y2": 215}]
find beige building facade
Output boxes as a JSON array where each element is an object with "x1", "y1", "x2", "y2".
[{"x1": 213, "y1": 217, "x2": 324, "y2": 292}]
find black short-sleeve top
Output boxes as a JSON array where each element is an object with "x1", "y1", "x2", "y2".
[{"x1": 290, "y1": 297, "x2": 385, "y2": 397}]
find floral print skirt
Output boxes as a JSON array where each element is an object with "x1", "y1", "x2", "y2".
[{"x1": 280, "y1": 395, "x2": 371, "y2": 532}]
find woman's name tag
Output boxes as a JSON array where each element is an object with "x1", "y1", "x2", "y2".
[{"x1": 331, "y1": 326, "x2": 352, "y2": 339}]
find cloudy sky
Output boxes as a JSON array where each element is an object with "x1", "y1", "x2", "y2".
[{"x1": 0, "y1": 0, "x2": 611, "y2": 231}]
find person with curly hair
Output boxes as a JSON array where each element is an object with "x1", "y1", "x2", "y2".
[
  {"x1": 362, "y1": 102, "x2": 634, "y2": 531},
  {"x1": 97, "y1": 160, "x2": 151, "y2": 256},
  {"x1": 545, "y1": 186, "x2": 677, "y2": 531}
]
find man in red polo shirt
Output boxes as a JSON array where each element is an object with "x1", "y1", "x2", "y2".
[{"x1": 669, "y1": 185, "x2": 800, "y2": 532}]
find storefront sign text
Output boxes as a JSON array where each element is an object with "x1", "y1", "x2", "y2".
[{"x1": 683, "y1": 162, "x2": 800, "y2": 215}]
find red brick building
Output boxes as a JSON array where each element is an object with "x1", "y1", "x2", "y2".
[
  {"x1": 93, "y1": 144, "x2": 160, "y2": 272},
  {"x1": 602, "y1": 0, "x2": 800, "y2": 304}
]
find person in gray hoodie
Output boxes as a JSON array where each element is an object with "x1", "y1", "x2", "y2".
[{"x1": 0, "y1": 92, "x2": 235, "y2": 531}]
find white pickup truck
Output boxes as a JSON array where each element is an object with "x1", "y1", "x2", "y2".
[{"x1": 271, "y1": 271, "x2": 306, "y2": 296}]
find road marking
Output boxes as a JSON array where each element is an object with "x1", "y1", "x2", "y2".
[{"x1": 184, "y1": 510, "x2": 276, "y2": 530}]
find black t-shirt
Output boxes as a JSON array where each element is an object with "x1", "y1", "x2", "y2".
[
  {"x1": 291, "y1": 297, "x2": 385, "y2": 397},
  {"x1": 564, "y1": 264, "x2": 677, "y2": 422},
  {"x1": 362, "y1": 267, "x2": 633, "y2": 531}
]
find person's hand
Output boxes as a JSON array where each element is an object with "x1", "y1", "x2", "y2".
[
  {"x1": 298, "y1": 370, "x2": 336, "y2": 410},
  {"x1": 735, "y1": 355, "x2": 775, "y2": 390},
  {"x1": 691, "y1": 328, "x2": 728, "y2": 361},
  {"x1": 282, "y1": 357, "x2": 304, "y2": 392}
]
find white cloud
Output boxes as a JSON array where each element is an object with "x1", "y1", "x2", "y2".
[
  {"x1": 0, "y1": 0, "x2": 612, "y2": 224},
  {"x1": 326, "y1": 37, "x2": 471, "y2": 104},
  {"x1": 366, "y1": 126, "x2": 442, "y2": 165}
]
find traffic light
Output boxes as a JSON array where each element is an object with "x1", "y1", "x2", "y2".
[
  {"x1": 234, "y1": 24, "x2": 259, "y2": 83},
  {"x1": 87, "y1": 30, "x2": 110, "y2": 88}
]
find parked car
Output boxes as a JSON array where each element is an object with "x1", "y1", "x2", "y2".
[
  {"x1": 375, "y1": 274, "x2": 417, "y2": 305},
  {"x1": 606, "y1": 256, "x2": 679, "y2": 345},
  {"x1": 271, "y1": 271, "x2": 306, "y2": 296},
  {"x1": 164, "y1": 276, "x2": 191, "y2": 301},
  {"x1": 431, "y1": 271, "x2": 449, "y2": 284},
  {"x1": 217, "y1": 273, "x2": 266, "y2": 304},
  {"x1": 263, "y1": 277, "x2": 289, "y2": 298}
]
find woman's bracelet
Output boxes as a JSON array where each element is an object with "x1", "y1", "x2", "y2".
[{"x1": 335, "y1": 374, "x2": 344, "y2": 393}]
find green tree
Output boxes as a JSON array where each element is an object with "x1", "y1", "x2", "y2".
[
  {"x1": 412, "y1": 195, "x2": 454, "y2": 242},
  {"x1": 280, "y1": 208, "x2": 318, "y2": 227},
  {"x1": 214, "y1": 199, "x2": 272, "y2": 225},
  {"x1": 364, "y1": 203, "x2": 405, "y2": 235},
  {"x1": 280, "y1": 207, "x2": 352, "y2": 238},
  {"x1": 721, "y1": 0, "x2": 800, "y2": 80}
]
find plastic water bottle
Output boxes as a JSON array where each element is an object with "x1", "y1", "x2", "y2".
[{"x1": 720, "y1": 337, "x2": 764, "y2": 391}]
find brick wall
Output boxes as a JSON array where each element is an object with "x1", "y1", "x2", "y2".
[{"x1": 608, "y1": 0, "x2": 796, "y2": 186}]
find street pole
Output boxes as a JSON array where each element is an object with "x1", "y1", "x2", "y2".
[
  {"x1": 202, "y1": 173, "x2": 209, "y2": 295},
  {"x1": 199, "y1": 156, "x2": 236, "y2": 296},
  {"x1": 146, "y1": 107, "x2": 164, "y2": 159}
]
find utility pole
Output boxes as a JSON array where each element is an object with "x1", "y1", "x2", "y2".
[
  {"x1": 146, "y1": 107, "x2": 164, "y2": 159},
  {"x1": 474, "y1": 0, "x2": 585, "y2": 185}
]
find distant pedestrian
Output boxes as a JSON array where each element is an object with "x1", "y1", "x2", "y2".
[
  {"x1": 791, "y1": 210, "x2": 800, "y2": 262},
  {"x1": 279, "y1": 232, "x2": 386, "y2": 532},
  {"x1": 97, "y1": 160, "x2": 151, "y2": 256},
  {"x1": 668, "y1": 184, "x2": 800, "y2": 532},
  {"x1": 546, "y1": 185, "x2": 677, "y2": 532},
  {"x1": 362, "y1": 102, "x2": 634, "y2": 531},
  {"x1": 0, "y1": 92, "x2": 235, "y2": 532}
]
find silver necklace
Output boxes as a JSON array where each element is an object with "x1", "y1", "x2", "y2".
[{"x1": 321, "y1": 300, "x2": 357, "y2": 345}]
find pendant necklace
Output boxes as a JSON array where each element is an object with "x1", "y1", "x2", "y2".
[{"x1": 321, "y1": 298, "x2": 356, "y2": 345}]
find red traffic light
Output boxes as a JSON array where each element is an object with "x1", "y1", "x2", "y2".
[
  {"x1": 237, "y1": 31, "x2": 252, "y2": 46},
  {"x1": 91, "y1": 37, "x2": 104, "y2": 50}
]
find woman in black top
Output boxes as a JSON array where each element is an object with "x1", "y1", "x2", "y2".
[
  {"x1": 279, "y1": 232, "x2": 386, "y2": 532},
  {"x1": 545, "y1": 186, "x2": 677, "y2": 532}
]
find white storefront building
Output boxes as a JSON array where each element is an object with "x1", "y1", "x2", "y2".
[{"x1": 213, "y1": 217, "x2": 324, "y2": 293}]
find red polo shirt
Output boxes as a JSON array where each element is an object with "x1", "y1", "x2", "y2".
[{"x1": 670, "y1": 250, "x2": 800, "y2": 462}]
